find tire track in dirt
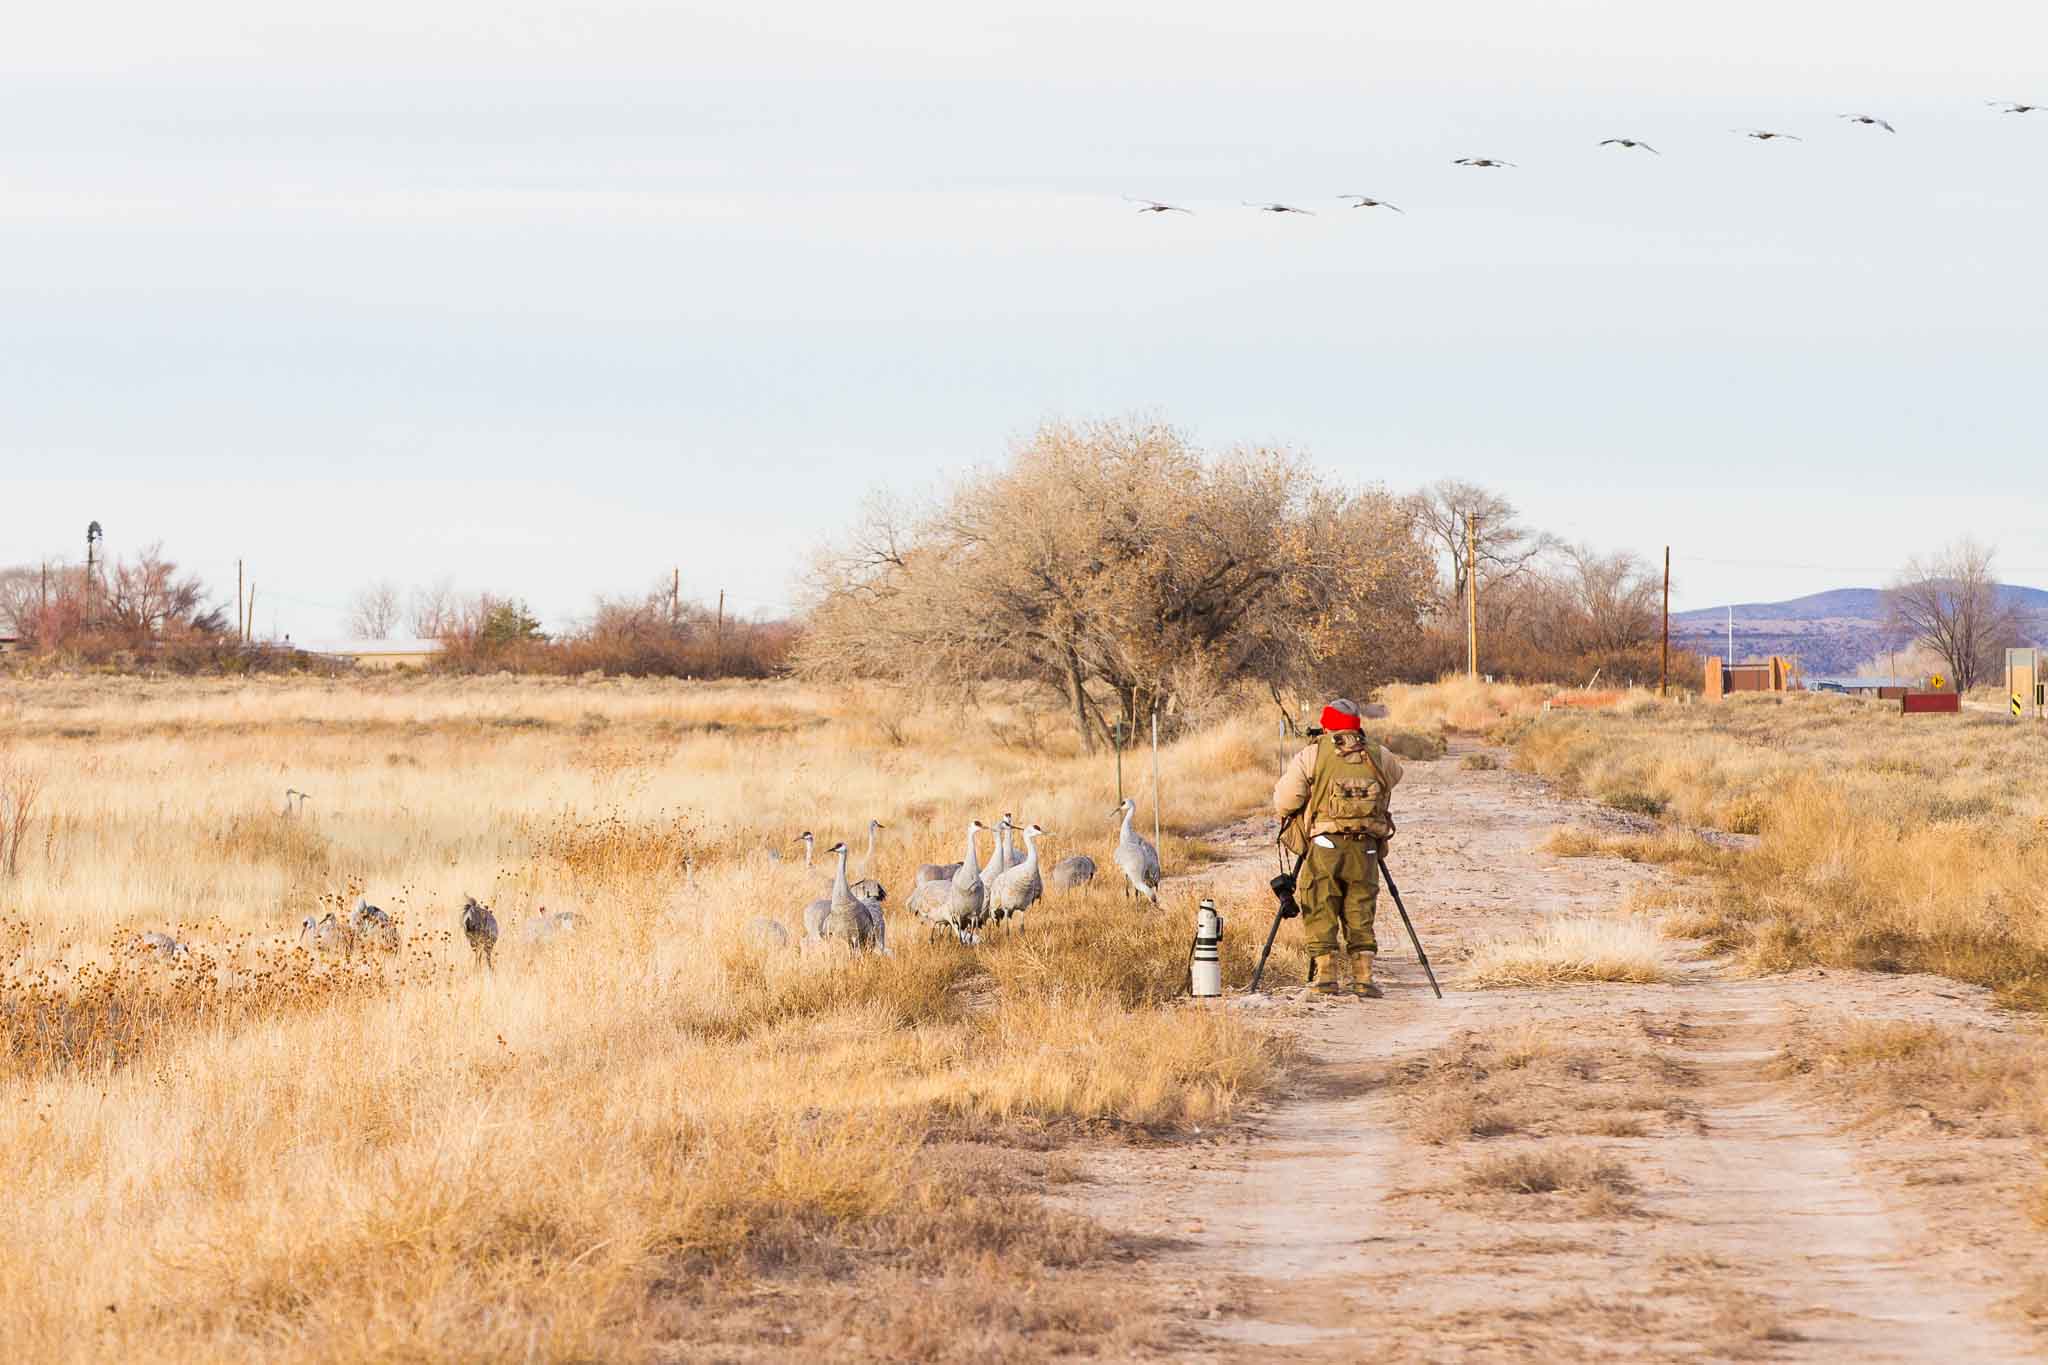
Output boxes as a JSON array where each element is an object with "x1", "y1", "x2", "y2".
[{"x1": 1068, "y1": 737, "x2": 2042, "y2": 1362}]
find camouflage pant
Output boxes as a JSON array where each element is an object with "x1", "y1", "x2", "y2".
[{"x1": 1297, "y1": 836, "x2": 1380, "y2": 958}]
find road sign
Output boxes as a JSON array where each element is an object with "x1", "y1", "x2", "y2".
[
  {"x1": 2014, "y1": 694, "x2": 2025, "y2": 717},
  {"x1": 1930, "y1": 674, "x2": 1946, "y2": 690}
]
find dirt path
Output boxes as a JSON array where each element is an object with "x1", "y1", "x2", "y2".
[{"x1": 1067, "y1": 739, "x2": 2043, "y2": 1363}]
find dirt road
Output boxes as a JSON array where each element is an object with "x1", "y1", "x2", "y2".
[{"x1": 1069, "y1": 738, "x2": 2043, "y2": 1362}]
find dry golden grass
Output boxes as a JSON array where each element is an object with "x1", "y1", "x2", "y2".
[
  {"x1": 1463, "y1": 916, "x2": 1675, "y2": 987},
  {"x1": 1395, "y1": 1021, "x2": 1699, "y2": 1148},
  {"x1": 1461, "y1": 1145, "x2": 1636, "y2": 1196},
  {"x1": 1376, "y1": 674, "x2": 1555, "y2": 739},
  {"x1": 1540, "y1": 826, "x2": 1733, "y2": 875},
  {"x1": 1517, "y1": 693, "x2": 2048, "y2": 1007},
  {"x1": 0, "y1": 675, "x2": 1294, "y2": 1361},
  {"x1": 1774, "y1": 1017, "x2": 2047, "y2": 1141}
]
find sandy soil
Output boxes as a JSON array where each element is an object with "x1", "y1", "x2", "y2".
[{"x1": 1064, "y1": 738, "x2": 2045, "y2": 1363}]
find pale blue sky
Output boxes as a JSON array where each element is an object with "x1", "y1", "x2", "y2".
[{"x1": 5, "y1": 2, "x2": 2046, "y2": 638}]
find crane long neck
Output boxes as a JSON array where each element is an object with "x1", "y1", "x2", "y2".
[
  {"x1": 832, "y1": 846, "x2": 852, "y2": 900},
  {"x1": 864, "y1": 824, "x2": 877, "y2": 877},
  {"x1": 963, "y1": 824, "x2": 981, "y2": 869},
  {"x1": 1121, "y1": 805, "x2": 1135, "y2": 839},
  {"x1": 1018, "y1": 830, "x2": 1040, "y2": 869}
]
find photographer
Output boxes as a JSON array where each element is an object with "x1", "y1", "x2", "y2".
[{"x1": 1270, "y1": 698, "x2": 1404, "y2": 998}]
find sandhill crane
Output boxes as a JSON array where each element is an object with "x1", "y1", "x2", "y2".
[
  {"x1": 1598, "y1": 139, "x2": 1658, "y2": 154},
  {"x1": 802, "y1": 892, "x2": 832, "y2": 941},
  {"x1": 1049, "y1": 854, "x2": 1096, "y2": 892},
  {"x1": 140, "y1": 930, "x2": 189, "y2": 961},
  {"x1": 909, "y1": 819, "x2": 987, "y2": 943},
  {"x1": 914, "y1": 856, "x2": 961, "y2": 886},
  {"x1": 1839, "y1": 113, "x2": 1896, "y2": 133},
  {"x1": 300, "y1": 912, "x2": 351, "y2": 954},
  {"x1": 282, "y1": 788, "x2": 311, "y2": 816},
  {"x1": 351, "y1": 897, "x2": 400, "y2": 952},
  {"x1": 521, "y1": 908, "x2": 583, "y2": 944},
  {"x1": 1114, "y1": 797, "x2": 1162, "y2": 905},
  {"x1": 1126, "y1": 197, "x2": 1193, "y2": 214},
  {"x1": 797, "y1": 831, "x2": 816, "y2": 868},
  {"x1": 851, "y1": 819, "x2": 888, "y2": 905},
  {"x1": 979, "y1": 815, "x2": 1012, "y2": 888},
  {"x1": 1338, "y1": 195, "x2": 1404, "y2": 212},
  {"x1": 820, "y1": 841, "x2": 887, "y2": 952},
  {"x1": 1454, "y1": 157, "x2": 1515, "y2": 168},
  {"x1": 1734, "y1": 129, "x2": 1801, "y2": 141},
  {"x1": 1989, "y1": 100, "x2": 2042, "y2": 114},
  {"x1": 1244, "y1": 201, "x2": 1315, "y2": 215},
  {"x1": 461, "y1": 896, "x2": 498, "y2": 969},
  {"x1": 987, "y1": 824, "x2": 1047, "y2": 929},
  {"x1": 746, "y1": 917, "x2": 791, "y2": 949}
]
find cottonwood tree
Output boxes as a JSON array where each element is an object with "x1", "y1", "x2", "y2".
[
  {"x1": 348, "y1": 581, "x2": 403, "y2": 638},
  {"x1": 1884, "y1": 539, "x2": 2024, "y2": 691},
  {"x1": 102, "y1": 545, "x2": 224, "y2": 643},
  {"x1": 799, "y1": 419, "x2": 1434, "y2": 747}
]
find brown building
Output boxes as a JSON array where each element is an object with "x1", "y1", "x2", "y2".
[{"x1": 1704, "y1": 655, "x2": 1796, "y2": 701}]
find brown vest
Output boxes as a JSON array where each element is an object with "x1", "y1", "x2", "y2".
[{"x1": 1284, "y1": 733, "x2": 1396, "y2": 852}]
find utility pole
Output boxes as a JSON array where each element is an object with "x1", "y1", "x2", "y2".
[
  {"x1": 237, "y1": 560, "x2": 245, "y2": 644},
  {"x1": 247, "y1": 584, "x2": 256, "y2": 643},
  {"x1": 1151, "y1": 710, "x2": 1162, "y2": 853},
  {"x1": 670, "y1": 568, "x2": 679, "y2": 627},
  {"x1": 1465, "y1": 515, "x2": 1480, "y2": 679},
  {"x1": 1726, "y1": 606, "x2": 1734, "y2": 667},
  {"x1": 715, "y1": 589, "x2": 726, "y2": 671},
  {"x1": 85, "y1": 521, "x2": 103, "y2": 623},
  {"x1": 1660, "y1": 546, "x2": 1670, "y2": 698}
]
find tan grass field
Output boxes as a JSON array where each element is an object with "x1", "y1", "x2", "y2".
[
  {"x1": 0, "y1": 674, "x2": 1296, "y2": 1361},
  {"x1": 1517, "y1": 691, "x2": 2048, "y2": 1008}
]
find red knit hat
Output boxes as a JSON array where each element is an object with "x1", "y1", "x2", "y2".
[{"x1": 1319, "y1": 698, "x2": 1362, "y2": 733}]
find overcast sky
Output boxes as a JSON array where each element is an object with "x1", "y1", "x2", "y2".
[{"x1": 5, "y1": 2, "x2": 2046, "y2": 639}]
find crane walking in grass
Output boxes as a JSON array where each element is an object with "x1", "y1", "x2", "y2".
[
  {"x1": 301, "y1": 912, "x2": 351, "y2": 954},
  {"x1": 988, "y1": 823, "x2": 1048, "y2": 930},
  {"x1": 461, "y1": 896, "x2": 498, "y2": 970},
  {"x1": 1113, "y1": 797, "x2": 1162, "y2": 904},
  {"x1": 141, "y1": 930, "x2": 189, "y2": 961},
  {"x1": 1049, "y1": 853, "x2": 1096, "y2": 891},
  {"x1": 909, "y1": 818, "x2": 988, "y2": 942},
  {"x1": 352, "y1": 897, "x2": 399, "y2": 952},
  {"x1": 851, "y1": 818, "x2": 888, "y2": 905},
  {"x1": 821, "y1": 840, "x2": 888, "y2": 952}
]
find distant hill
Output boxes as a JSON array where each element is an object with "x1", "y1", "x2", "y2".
[{"x1": 1671, "y1": 584, "x2": 2048, "y2": 675}]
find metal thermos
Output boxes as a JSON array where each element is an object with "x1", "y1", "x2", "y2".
[{"x1": 1191, "y1": 898, "x2": 1223, "y2": 997}]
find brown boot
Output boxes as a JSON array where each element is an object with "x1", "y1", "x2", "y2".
[
  {"x1": 1307, "y1": 955, "x2": 1342, "y2": 995},
  {"x1": 1348, "y1": 951, "x2": 1383, "y2": 999}
]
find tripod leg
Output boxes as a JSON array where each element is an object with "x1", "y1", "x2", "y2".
[{"x1": 1377, "y1": 858, "x2": 1443, "y2": 1000}]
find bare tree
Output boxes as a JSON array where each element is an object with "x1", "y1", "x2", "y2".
[
  {"x1": 102, "y1": 545, "x2": 220, "y2": 642},
  {"x1": 408, "y1": 579, "x2": 459, "y2": 639},
  {"x1": 1884, "y1": 539, "x2": 2021, "y2": 691},
  {"x1": 348, "y1": 581, "x2": 403, "y2": 639},
  {"x1": 1548, "y1": 545, "x2": 1661, "y2": 655},
  {"x1": 1409, "y1": 479, "x2": 1553, "y2": 612}
]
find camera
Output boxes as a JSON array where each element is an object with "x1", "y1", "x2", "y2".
[{"x1": 1269, "y1": 872, "x2": 1301, "y2": 919}]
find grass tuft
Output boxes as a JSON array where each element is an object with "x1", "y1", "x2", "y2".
[{"x1": 1463, "y1": 916, "x2": 1674, "y2": 988}]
